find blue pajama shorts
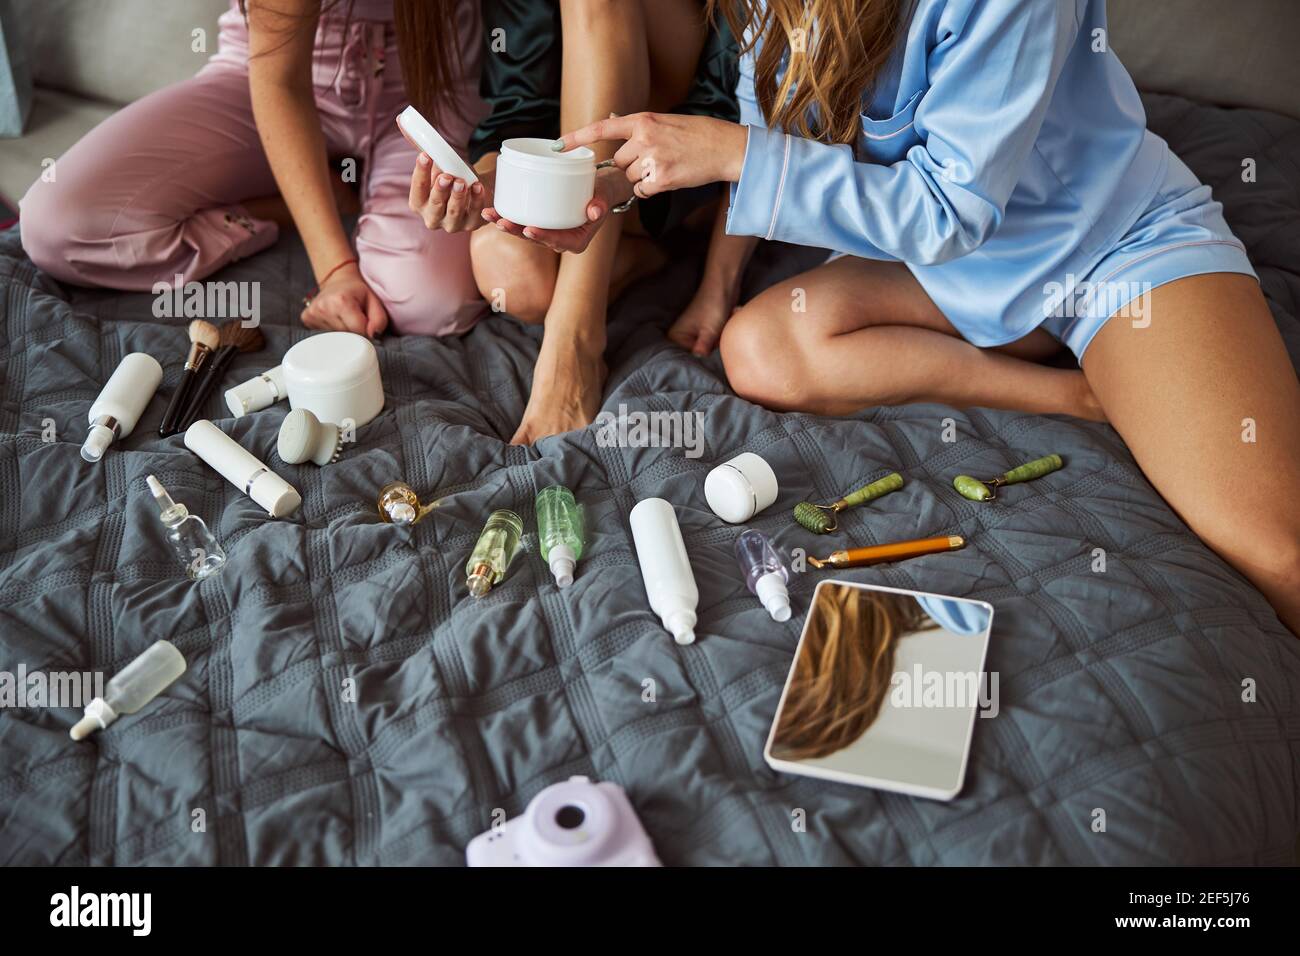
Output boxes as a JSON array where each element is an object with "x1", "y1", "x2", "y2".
[{"x1": 1037, "y1": 151, "x2": 1257, "y2": 359}]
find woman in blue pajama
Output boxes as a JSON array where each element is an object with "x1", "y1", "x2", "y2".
[{"x1": 538, "y1": 0, "x2": 1300, "y2": 634}]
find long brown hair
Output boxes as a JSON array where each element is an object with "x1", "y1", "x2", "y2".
[
  {"x1": 709, "y1": 0, "x2": 906, "y2": 145},
  {"x1": 241, "y1": 0, "x2": 467, "y2": 125},
  {"x1": 771, "y1": 584, "x2": 925, "y2": 761}
]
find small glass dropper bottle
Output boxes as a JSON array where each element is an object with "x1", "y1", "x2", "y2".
[
  {"x1": 735, "y1": 529, "x2": 792, "y2": 622},
  {"x1": 377, "y1": 481, "x2": 437, "y2": 525},
  {"x1": 536, "y1": 485, "x2": 584, "y2": 588},
  {"x1": 147, "y1": 475, "x2": 226, "y2": 581},
  {"x1": 465, "y1": 509, "x2": 523, "y2": 597},
  {"x1": 70, "y1": 640, "x2": 187, "y2": 740}
]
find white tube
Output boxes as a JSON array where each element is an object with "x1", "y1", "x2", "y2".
[
  {"x1": 629, "y1": 498, "x2": 699, "y2": 645},
  {"x1": 81, "y1": 353, "x2": 163, "y2": 462},
  {"x1": 224, "y1": 365, "x2": 286, "y2": 417},
  {"x1": 183, "y1": 419, "x2": 302, "y2": 518}
]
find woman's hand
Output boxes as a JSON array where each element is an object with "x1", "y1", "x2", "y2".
[
  {"x1": 481, "y1": 166, "x2": 632, "y2": 255},
  {"x1": 300, "y1": 262, "x2": 388, "y2": 338},
  {"x1": 408, "y1": 152, "x2": 492, "y2": 233},
  {"x1": 555, "y1": 113, "x2": 747, "y2": 199}
]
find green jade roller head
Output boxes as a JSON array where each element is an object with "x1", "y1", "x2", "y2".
[
  {"x1": 954, "y1": 454, "x2": 1064, "y2": 502},
  {"x1": 793, "y1": 471, "x2": 904, "y2": 534}
]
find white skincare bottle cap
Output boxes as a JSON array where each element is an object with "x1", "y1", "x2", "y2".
[
  {"x1": 548, "y1": 543, "x2": 577, "y2": 588},
  {"x1": 225, "y1": 365, "x2": 286, "y2": 417},
  {"x1": 184, "y1": 419, "x2": 302, "y2": 518},
  {"x1": 704, "y1": 452, "x2": 779, "y2": 523},
  {"x1": 754, "y1": 571, "x2": 792, "y2": 622},
  {"x1": 81, "y1": 352, "x2": 164, "y2": 462},
  {"x1": 629, "y1": 498, "x2": 700, "y2": 645}
]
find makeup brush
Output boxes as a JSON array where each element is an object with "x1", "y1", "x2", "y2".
[
  {"x1": 159, "y1": 319, "x2": 220, "y2": 437},
  {"x1": 178, "y1": 321, "x2": 266, "y2": 430}
]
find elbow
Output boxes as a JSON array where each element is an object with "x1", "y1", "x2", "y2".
[{"x1": 910, "y1": 207, "x2": 999, "y2": 266}]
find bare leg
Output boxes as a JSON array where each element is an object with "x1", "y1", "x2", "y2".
[
  {"x1": 471, "y1": 228, "x2": 668, "y2": 325},
  {"x1": 508, "y1": 0, "x2": 706, "y2": 443},
  {"x1": 1081, "y1": 273, "x2": 1300, "y2": 634},
  {"x1": 720, "y1": 256, "x2": 1105, "y2": 419}
]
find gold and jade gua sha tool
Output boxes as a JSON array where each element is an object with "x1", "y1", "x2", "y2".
[
  {"x1": 953, "y1": 454, "x2": 1064, "y2": 502},
  {"x1": 792, "y1": 471, "x2": 905, "y2": 534}
]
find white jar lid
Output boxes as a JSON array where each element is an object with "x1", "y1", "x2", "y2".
[
  {"x1": 283, "y1": 332, "x2": 379, "y2": 394},
  {"x1": 704, "y1": 452, "x2": 779, "y2": 524}
]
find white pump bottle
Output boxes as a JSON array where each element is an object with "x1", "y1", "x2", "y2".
[{"x1": 82, "y1": 353, "x2": 163, "y2": 462}]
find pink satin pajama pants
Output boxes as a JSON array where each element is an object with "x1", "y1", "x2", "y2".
[{"x1": 19, "y1": 4, "x2": 486, "y2": 335}]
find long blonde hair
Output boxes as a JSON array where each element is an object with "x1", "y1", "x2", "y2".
[
  {"x1": 771, "y1": 584, "x2": 924, "y2": 761},
  {"x1": 709, "y1": 0, "x2": 906, "y2": 145}
]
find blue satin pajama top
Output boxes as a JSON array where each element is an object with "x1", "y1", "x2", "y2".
[{"x1": 726, "y1": 0, "x2": 1172, "y2": 347}]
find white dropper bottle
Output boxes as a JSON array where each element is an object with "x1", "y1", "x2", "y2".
[
  {"x1": 629, "y1": 498, "x2": 699, "y2": 645},
  {"x1": 70, "y1": 640, "x2": 187, "y2": 740},
  {"x1": 82, "y1": 353, "x2": 164, "y2": 462}
]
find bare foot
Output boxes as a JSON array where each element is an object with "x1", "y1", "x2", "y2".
[
  {"x1": 511, "y1": 338, "x2": 607, "y2": 444},
  {"x1": 668, "y1": 282, "x2": 738, "y2": 356}
]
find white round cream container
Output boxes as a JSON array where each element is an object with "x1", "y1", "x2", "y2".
[
  {"x1": 704, "y1": 452, "x2": 779, "y2": 524},
  {"x1": 282, "y1": 332, "x2": 384, "y2": 428},
  {"x1": 493, "y1": 138, "x2": 597, "y2": 230}
]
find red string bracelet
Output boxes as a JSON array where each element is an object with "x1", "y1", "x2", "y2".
[{"x1": 303, "y1": 257, "x2": 359, "y2": 307}]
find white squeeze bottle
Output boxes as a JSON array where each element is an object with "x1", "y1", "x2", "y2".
[
  {"x1": 70, "y1": 640, "x2": 187, "y2": 740},
  {"x1": 82, "y1": 352, "x2": 164, "y2": 462},
  {"x1": 629, "y1": 498, "x2": 699, "y2": 645}
]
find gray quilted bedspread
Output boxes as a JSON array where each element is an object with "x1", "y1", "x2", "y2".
[{"x1": 2, "y1": 93, "x2": 1298, "y2": 865}]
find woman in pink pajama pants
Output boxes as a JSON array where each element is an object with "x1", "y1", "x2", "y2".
[{"x1": 19, "y1": 0, "x2": 486, "y2": 337}]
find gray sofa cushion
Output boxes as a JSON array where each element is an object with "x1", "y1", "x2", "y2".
[
  {"x1": 13, "y1": 0, "x2": 226, "y2": 108},
  {"x1": 1108, "y1": 0, "x2": 1300, "y2": 120}
]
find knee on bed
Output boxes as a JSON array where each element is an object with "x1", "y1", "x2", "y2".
[
  {"x1": 18, "y1": 176, "x2": 112, "y2": 281},
  {"x1": 470, "y1": 227, "x2": 555, "y2": 325},
  {"x1": 720, "y1": 304, "x2": 811, "y2": 411},
  {"x1": 363, "y1": 250, "x2": 486, "y2": 336}
]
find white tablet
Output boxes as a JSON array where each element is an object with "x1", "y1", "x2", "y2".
[
  {"x1": 397, "y1": 105, "x2": 479, "y2": 184},
  {"x1": 764, "y1": 580, "x2": 994, "y2": 801}
]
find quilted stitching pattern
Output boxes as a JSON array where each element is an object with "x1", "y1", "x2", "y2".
[{"x1": 0, "y1": 95, "x2": 1298, "y2": 865}]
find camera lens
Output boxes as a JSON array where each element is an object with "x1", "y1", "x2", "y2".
[{"x1": 554, "y1": 804, "x2": 585, "y2": 829}]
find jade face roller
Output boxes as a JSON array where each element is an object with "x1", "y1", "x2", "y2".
[
  {"x1": 793, "y1": 472, "x2": 904, "y2": 534},
  {"x1": 954, "y1": 454, "x2": 1063, "y2": 501}
]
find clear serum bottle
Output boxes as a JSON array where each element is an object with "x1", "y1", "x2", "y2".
[
  {"x1": 536, "y1": 485, "x2": 584, "y2": 587},
  {"x1": 147, "y1": 475, "x2": 226, "y2": 581},
  {"x1": 465, "y1": 509, "x2": 524, "y2": 597},
  {"x1": 734, "y1": 529, "x2": 792, "y2": 622}
]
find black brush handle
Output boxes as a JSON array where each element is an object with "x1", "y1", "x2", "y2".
[
  {"x1": 159, "y1": 367, "x2": 199, "y2": 437},
  {"x1": 179, "y1": 346, "x2": 237, "y2": 431}
]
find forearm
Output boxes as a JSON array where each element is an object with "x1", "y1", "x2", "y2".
[
  {"x1": 699, "y1": 198, "x2": 757, "y2": 297},
  {"x1": 248, "y1": 76, "x2": 352, "y2": 279}
]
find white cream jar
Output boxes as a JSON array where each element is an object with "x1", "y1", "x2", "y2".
[
  {"x1": 282, "y1": 331, "x2": 384, "y2": 428},
  {"x1": 493, "y1": 137, "x2": 600, "y2": 230}
]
